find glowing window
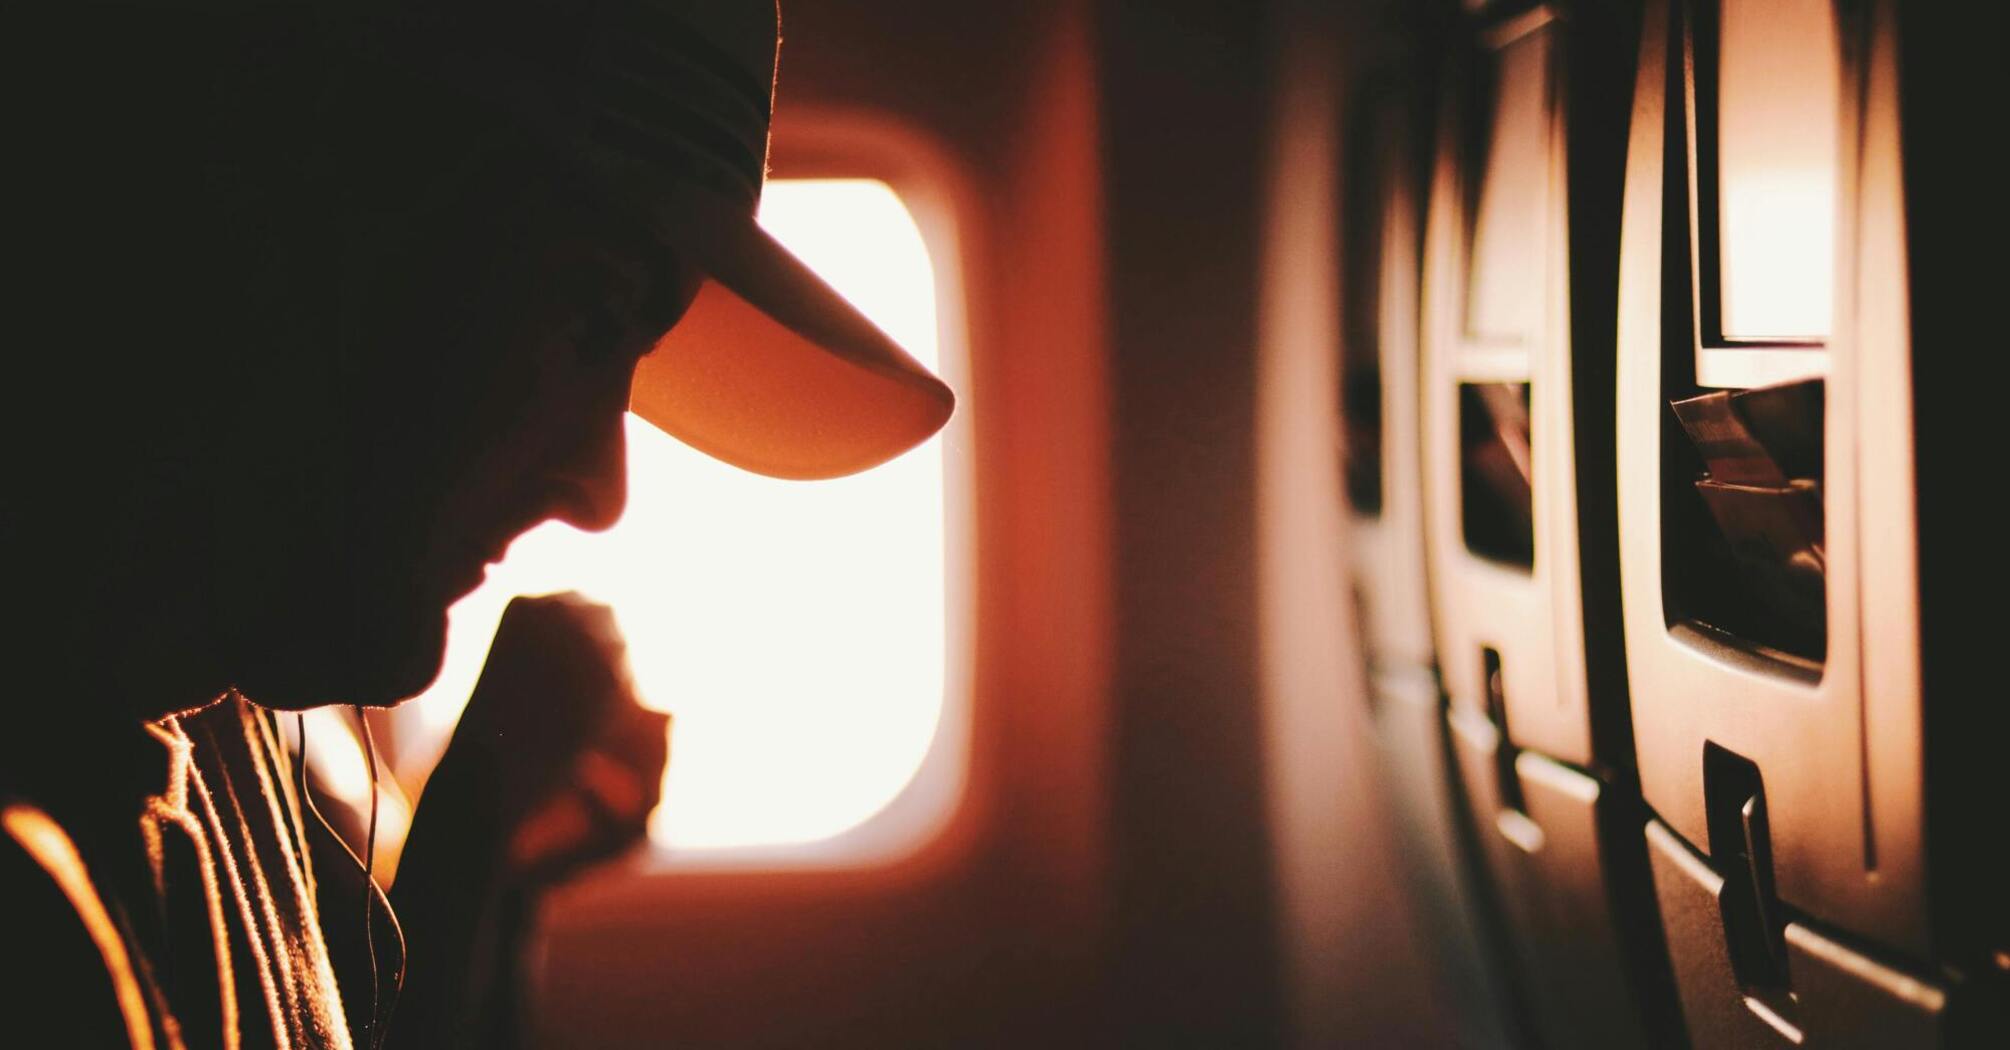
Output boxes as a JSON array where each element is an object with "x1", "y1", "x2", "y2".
[
  {"x1": 1716, "y1": 0, "x2": 1839, "y2": 341},
  {"x1": 402, "y1": 179, "x2": 952, "y2": 853},
  {"x1": 1465, "y1": 25, "x2": 1553, "y2": 346}
]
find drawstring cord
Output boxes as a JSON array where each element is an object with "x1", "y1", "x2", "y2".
[{"x1": 295, "y1": 710, "x2": 407, "y2": 1050}]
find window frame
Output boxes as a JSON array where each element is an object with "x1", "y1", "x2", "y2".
[
  {"x1": 636, "y1": 110, "x2": 980, "y2": 873},
  {"x1": 1681, "y1": 0, "x2": 1837, "y2": 388}
]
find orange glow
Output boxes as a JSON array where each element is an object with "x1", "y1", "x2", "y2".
[
  {"x1": 1716, "y1": 0, "x2": 1839, "y2": 340},
  {"x1": 284, "y1": 710, "x2": 416, "y2": 878},
  {"x1": 1465, "y1": 26, "x2": 1552, "y2": 345},
  {"x1": 401, "y1": 180, "x2": 950, "y2": 852}
]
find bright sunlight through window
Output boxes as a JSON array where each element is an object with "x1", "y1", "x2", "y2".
[
  {"x1": 402, "y1": 179, "x2": 950, "y2": 852},
  {"x1": 1716, "y1": 0, "x2": 1839, "y2": 341}
]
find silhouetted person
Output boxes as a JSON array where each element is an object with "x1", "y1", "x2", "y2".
[{"x1": 3, "y1": 2, "x2": 951, "y2": 1047}]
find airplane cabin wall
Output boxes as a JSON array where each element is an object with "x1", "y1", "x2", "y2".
[{"x1": 526, "y1": 1, "x2": 2004, "y2": 1046}]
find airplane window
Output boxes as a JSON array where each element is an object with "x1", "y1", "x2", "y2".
[
  {"x1": 1464, "y1": 25, "x2": 1552, "y2": 347},
  {"x1": 399, "y1": 179, "x2": 952, "y2": 853},
  {"x1": 1458, "y1": 382, "x2": 1534, "y2": 568},
  {"x1": 1715, "y1": 0, "x2": 1839, "y2": 342}
]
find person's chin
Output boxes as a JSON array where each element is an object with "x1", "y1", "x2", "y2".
[
  {"x1": 236, "y1": 601, "x2": 451, "y2": 710},
  {"x1": 354, "y1": 600, "x2": 455, "y2": 706}
]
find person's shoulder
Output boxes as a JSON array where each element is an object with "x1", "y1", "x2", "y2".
[
  {"x1": 0, "y1": 799, "x2": 153, "y2": 1047},
  {"x1": 0, "y1": 799, "x2": 108, "y2": 943}
]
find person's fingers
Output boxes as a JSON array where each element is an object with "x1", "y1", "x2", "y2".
[
  {"x1": 470, "y1": 594, "x2": 631, "y2": 724},
  {"x1": 507, "y1": 791, "x2": 597, "y2": 871},
  {"x1": 503, "y1": 738, "x2": 664, "y2": 878},
  {"x1": 449, "y1": 592, "x2": 642, "y2": 809},
  {"x1": 596, "y1": 708, "x2": 671, "y2": 778},
  {"x1": 505, "y1": 788, "x2": 653, "y2": 881},
  {"x1": 575, "y1": 750, "x2": 650, "y2": 823}
]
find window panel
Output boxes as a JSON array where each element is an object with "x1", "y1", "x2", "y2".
[
  {"x1": 400, "y1": 180, "x2": 953, "y2": 854},
  {"x1": 1716, "y1": 0, "x2": 1840, "y2": 341}
]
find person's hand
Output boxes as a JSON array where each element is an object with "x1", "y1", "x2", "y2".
[
  {"x1": 384, "y1": 593, "x2": 667, "y2": 1048},
  {"x1": 421, "y1": 592, "x2": 669, "y2": 886}
]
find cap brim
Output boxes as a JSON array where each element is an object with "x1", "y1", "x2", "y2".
[{"x1": 628, "y1": 184, "x2": 955, "y2": 481}]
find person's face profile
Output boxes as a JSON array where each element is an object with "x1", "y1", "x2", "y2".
[{"x1": 221, "y1": 156, "x2": 703, "y2": 711}]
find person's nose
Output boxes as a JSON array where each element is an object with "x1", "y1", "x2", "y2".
[{"x1": 547, "y1": 404, "x2": 629, "y2": 534}]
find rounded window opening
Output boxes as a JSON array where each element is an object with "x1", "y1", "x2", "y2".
[{"x1": 397, "y1": 178, "x2": 957, "y2": 856}]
